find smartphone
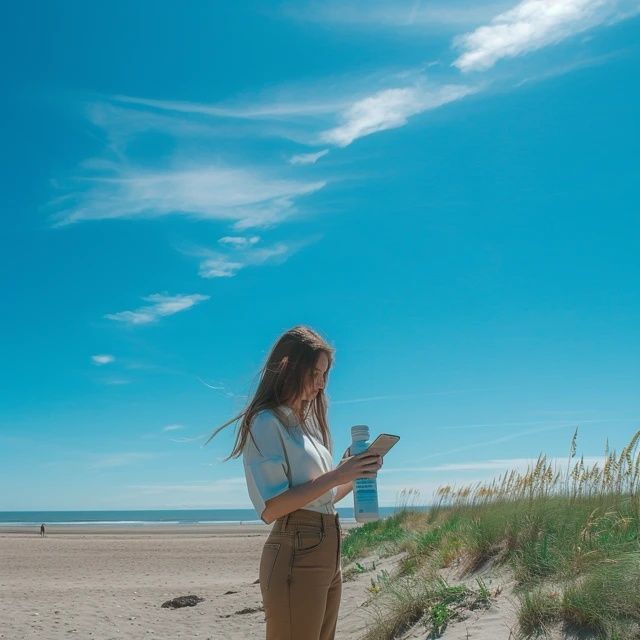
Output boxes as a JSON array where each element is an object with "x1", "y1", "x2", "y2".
[{"x1": 363, "y1": 433, "x2": 400, "y2": 457}]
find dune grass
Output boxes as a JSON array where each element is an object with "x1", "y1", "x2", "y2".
[
  {"x1": 342, "y1": 430, "x2": 640, "y2": 640},
  {"x1": 342, "y1": 511, "x2": 411, "y2": 563}
]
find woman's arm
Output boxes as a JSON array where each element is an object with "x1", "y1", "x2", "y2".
[
  {"x1": 261, "y1": 468, "x2": 339, "y2": 524},
  {"x1": 332, "y1": 446, "x2": 354, "y2": 504},
  {"x1": 332, "y1": 481, "x2": 354, "y2": 504},
  {"x1": 260, "y1": 447, "x2": 380, "y2": 524}
]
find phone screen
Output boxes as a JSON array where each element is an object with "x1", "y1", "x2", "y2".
[{"x1": 365, "y1": 433, "x2": 400, "y2": 457}]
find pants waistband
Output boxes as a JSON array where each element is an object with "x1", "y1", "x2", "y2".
[{"x1": 274, "y1": 508, "x2": 340, "y2": 533}]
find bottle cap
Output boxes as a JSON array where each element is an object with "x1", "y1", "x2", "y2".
[{"x1": 351, "y1": 425, "x2": 370, "y2": 439}]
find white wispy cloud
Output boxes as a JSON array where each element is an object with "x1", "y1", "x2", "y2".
[
  {"x1": 169, "y1": 434, "x2": 210, "y2": 443},
  {"x1": 198, "y1": 243, "x2": 289, "y2": 278},
  {"x1": 47, "y1": 93, "x2": 329, "y2": 237},
  {"x1": 199, "y1": 257, "x2": 245, "y2": 278},
  {"x1": 105, "y1": 293, "x2": 209, "y2": 326},
  {"x1": 377, "y1": 455, "x2": 608, "y2": 505},
  {"x1": 196, "y1": 377, "x2": 243, "y2": 399},
  {"x1": 384, "y1": 456, "x2": 606, "y2": 473},
  {"x1": 110, "y1": 93, "x2": 346, "y2": 119},
  {"x1": 163, "y1": 424, "x2": 185, "y2": 432},
  {"x1": 453, "y1": 0, "x2": 640, "y2": 72},
  {"x1": 375, "y1": 482, "x2": 440, "y2": 506},
  {"x1": 411, "y1": 421, "x2": 595, "y2": 463},
  {"x1": 178, "y1": 235, "x2": 318, "y2": 279},
  {"x1": 289, "y1": 149, "x2": 329, "y2": 165},
  {"x1": 432, "y1": 417, "x2": 621, "y2": 431},
  {"x1": 127, "y1": 476, "x2": 250, "y2": 510},
  {"x1": 513, "y1": 49, "x2": 626, "y2": 86},
  {"x1": 282, "y1": 1, "x2": 512, "y2": 29},
  {"x1": 128, "y1": 477, "x2": 246, "y2": 495},
  {"x1": 84, "y1": 100, "x2": 229, "y2": 157},
  {"x1": 108, "y1": 75, "x2": 477, "y2": 151},
  {"x1": 218, "y1": 235, "x2": 261, "y2": 247},
  {"x1": 50, "y1": 164, "x2": 325, "y2": 229},
  {"x1": 91, "y1": 354, "x2": 115, "y2": 365},
  {"x1": 332, "y1": 388, "x2": 475, "y2": 405},
  {"x1": 90, "y1": 452, "x2": 159, "y2": 469},
  {"x1": 320, "y1": 83, "x2": 477, "y2": 147}
]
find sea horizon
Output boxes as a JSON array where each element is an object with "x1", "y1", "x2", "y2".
[{"x1": 0, "y1": 506, "x2": 431, "y2": 527}]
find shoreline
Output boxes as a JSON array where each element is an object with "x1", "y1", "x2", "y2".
[
  {"x1": 0, "y1": 521, "x2": 360, "y2": 536},
  {"x1": 0, "y1": 524, "x2": 270, "y2": 536}
]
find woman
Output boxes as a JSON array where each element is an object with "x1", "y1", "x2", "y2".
[{"x1": 204, "y1": 325, "x2": 382, "y2": 640}]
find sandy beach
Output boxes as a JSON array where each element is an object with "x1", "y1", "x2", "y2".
[
  {"x1": 0, "y1": 523, "x2": 518, "y2": 640},
  {"x1": 0, "y1": 523, "x2": 378, "y2": 640}
]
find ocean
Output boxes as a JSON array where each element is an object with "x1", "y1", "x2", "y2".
[{"x1": 0, "y1": 506, "x2": 430, "y2": 527}]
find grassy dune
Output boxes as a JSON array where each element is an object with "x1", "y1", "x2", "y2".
[{"x1": 342, "y1": 430, "x2": 640, "y2": 640}]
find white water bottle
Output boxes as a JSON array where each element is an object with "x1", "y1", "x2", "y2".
[{"x1": 351, "y1": 425, "x2": 379, "y2": 522}]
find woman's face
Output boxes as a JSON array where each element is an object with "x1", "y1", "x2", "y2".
[{"x1": 301, "y1": 351, "x2": 329, "y2": 402}]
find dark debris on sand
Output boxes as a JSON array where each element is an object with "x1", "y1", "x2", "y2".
[{"x1": 161, "y1": 595, "x2": 205, "y2": 609}]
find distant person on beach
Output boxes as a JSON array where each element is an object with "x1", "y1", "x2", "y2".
[
  {"x1": 40, "y1": 523, "x2": 45, "y2": 537},
  {"x1": 205, "y1": 325, "x2": 382, "y2": 640}
]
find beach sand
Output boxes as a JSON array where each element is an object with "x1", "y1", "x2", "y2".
[
  {"x1": 0, "y1": 524, "x2": 370, "y2": 640},
  {"x1": 0, "y1": 524, "x2": 517, "y2": 639}
]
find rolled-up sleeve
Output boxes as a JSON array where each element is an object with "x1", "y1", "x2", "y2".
[{"x1": 242, "y1": 411, "x2": 290, "y2": 522}]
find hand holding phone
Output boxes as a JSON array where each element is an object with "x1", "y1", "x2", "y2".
[{"x1": 342, "y1": 433, "x2": 400, "y2": 459}]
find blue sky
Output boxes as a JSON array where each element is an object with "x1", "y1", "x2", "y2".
[{"x1": 1, "y1": 1, "x2": 639, "y2": 511}]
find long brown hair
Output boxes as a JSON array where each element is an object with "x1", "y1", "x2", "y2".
[{"x1": 203, "y1": 325, "x2": 335, "y2": 460}]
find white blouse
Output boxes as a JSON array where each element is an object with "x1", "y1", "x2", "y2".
[{"x1": 242, "y1": 405, "x2": 337, "y2": 523}]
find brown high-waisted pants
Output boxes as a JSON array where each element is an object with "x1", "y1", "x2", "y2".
[{"x1": 259, "y1": 508, "x2": 342, "y2": 640}]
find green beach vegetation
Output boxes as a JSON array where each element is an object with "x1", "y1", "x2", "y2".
[{"x1": 342, "y1": 430, "x2": 640, "y2": 640}]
